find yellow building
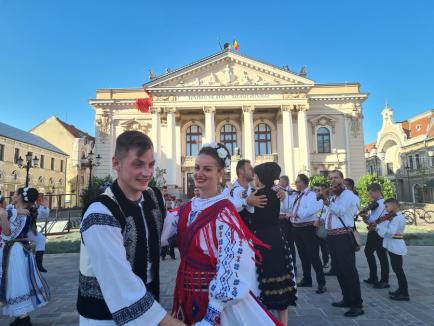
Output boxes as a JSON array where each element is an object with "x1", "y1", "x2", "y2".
[
  {"x1": 31, "y1": 116, "x2": 95, "y2": 206},
  {"x1": 0, "y1": 121, "x2": 68, "y2": 204},
  {"x1": 90, "y1": 50, "x2": 368, "y2": 197}
]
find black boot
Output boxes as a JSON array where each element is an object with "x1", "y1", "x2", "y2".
[
  {"x1": 9, "y1": 317, "x2": 20, "y2": 326},
  {"x1": 10, "y1": 316, "x2": 32, "y2": 326},
  {"x1": 35, "y1": 251, "x2": 47, "y2": 273}
]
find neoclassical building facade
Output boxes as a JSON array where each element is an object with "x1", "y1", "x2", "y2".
[{"x1": 91, "y1": 50, "x2": 368, "y2": 196}]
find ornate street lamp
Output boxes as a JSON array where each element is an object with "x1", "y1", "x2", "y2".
[
  {"x1": 81, "y1": 150, "x2": 101, "y2": 192},
  {"x1": 17, "y1": 152, "x2": 39, "y2": 187}
]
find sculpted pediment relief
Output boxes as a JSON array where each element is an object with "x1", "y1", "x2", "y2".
[
  {"x1": 309, "y1": 115, "x2": 337, "y2": 134},
  {"x1": 145, "y1": 51, "x2": 314, "y2": 89},
  {"x1": 120, "y1": 119, "x2": 151, "y2": 133}
]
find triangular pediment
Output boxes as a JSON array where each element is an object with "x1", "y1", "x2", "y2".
[{"x1": 144, "y1": 50, "x2": 314, "y2": 89}]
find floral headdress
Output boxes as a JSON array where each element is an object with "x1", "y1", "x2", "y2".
[
  {"x1": 22, "y1": 187, "x2": 30, "y2": 202},
  {"x1": 201, "y1": 142, "x2": 231, "y2": 168}
]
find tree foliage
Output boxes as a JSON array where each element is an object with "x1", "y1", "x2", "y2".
[
  {"x1": 356, "y1": 174, "x2": 396, "y2": 206},
  {"x1": 80, "y1": 175, "x2": 113, "y2": 208},
  {"x1": 309, "y1": 175, "x2": 330, "y2": 188}
]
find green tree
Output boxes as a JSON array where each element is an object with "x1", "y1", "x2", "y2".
[
  {"x1": 309, "y1": 175, "x2": 330, "y2": 188},
  {"x1": 356, "y1": 174, "x2": 396, "y2": 206},
  {"x1": 80, "y1": 175, "x2": 113, "y2": 208}
]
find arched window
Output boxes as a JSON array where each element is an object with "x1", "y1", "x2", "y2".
[
  {"x1": 220, "y1": 124, "x2": 237, "y2": 155},
  {"x1": 186, "y1": 125, "x2": 202, "y2": 156},
  {"x1": 255, "y1": 123, "x2": 272, "y2": 155},
  {"x1": 317, "y1": 127, "x2": 331, "y2": 153}
]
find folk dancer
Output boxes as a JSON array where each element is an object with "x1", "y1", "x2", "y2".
[
  {"x1": 77, "y1": 131, "x2": 184, "y2": 326},
  {"x1": 162, "y1": 143, "x2": 284, "y2": 326}
]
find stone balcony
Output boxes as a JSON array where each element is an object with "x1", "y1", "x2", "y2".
[
  {"x1": 255, "y1": 153, "x2": 278, "y2": 164},
  {"x1": 181, "y1": 156, "x2": 196, "y2": 168}
]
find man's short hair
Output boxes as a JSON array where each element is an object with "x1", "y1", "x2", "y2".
[
  {"x1": 330, "y1": 170, "x2": 344, "y2": 179},
  {"x1": 344, "y1": 178, "x2": 355, "y2": 189},
  {"x1": 114, "y1": 131, "x2": 153, "y2": 159},
  {"x1": 297, "y1": 174, "x2": 309, "y2": 186},
  {"x1": 236, "y1": 159, "x2": 251, "y2": 176},
  {"x1": 367, "y1": 182, "x2": 382, "y2": 192},
  {"x1": 280, "y1": 175, "x2": 289, "y2": 183},
  {"x1": 384, "y1": 198, "x2": 399, "y2": 206}
]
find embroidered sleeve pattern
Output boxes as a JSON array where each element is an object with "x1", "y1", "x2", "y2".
[
  {"x1": 3, "y1": 215, "x2": 26, "y2": 240},
  {"x1": 80, "y1": 213, "x2": 121, "y2": 233},
  {"x1": 112, "y1": 291, "x2": 155, "y2": 326}
]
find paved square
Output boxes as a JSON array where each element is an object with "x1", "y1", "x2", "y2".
[{"x1": 1, "y1": 246, "x2": 433, "y2": 325}]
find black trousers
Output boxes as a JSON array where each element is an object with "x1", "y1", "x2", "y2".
[
  {"x1": 364, "y1": 230, "x2": 389, "y2": 283},
  {"x1": 318, "y1": 238, "x2": 330, "y2": 266},
  {"x1": 293, "y1": 225, "x2": 325, "y2": 286},
  {"x1": 389, "y1": 252, "x2": 408, "y2": 296},
  {"x1": 327, "y1": 234, "x2": 363, "y2": 308},
  {"x1": 161, "y1": 236, "x2": 176, "y2": 259},
  {"x1": 279, "y1": 220, "x2": 297, "y2": 275}
]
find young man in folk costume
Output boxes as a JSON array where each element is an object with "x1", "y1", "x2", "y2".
[
  {"x1": 77, "y1": 131, "x2": 184, "y2": 326},
  {"x1": 286, "y1": 174, "x2": 326, "y2": 294},
  {"x1": 324, "y1": 170, "x2": 364, "y2": 317},
  {"x1": 161, "y1": 143, "x2": 284, "y2": 326}
]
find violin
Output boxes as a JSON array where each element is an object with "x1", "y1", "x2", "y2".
[{"x1": 367, "y1": 212, "x2": 397, "y2": 231}]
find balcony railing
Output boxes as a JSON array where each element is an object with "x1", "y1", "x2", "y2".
[
  {"x1": 181, "y1": 156, "x2": 196, "y2": 168},
  {"x1": 255, "y1": 153, "x2": 278, "y2": 164}
]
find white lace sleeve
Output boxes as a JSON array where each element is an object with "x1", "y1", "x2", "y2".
[
  {"x1": 2, "y1": 214, "x2": 27, "y2": 240},
  {"x1": 161, "y1": 210, "x2": 179, "y2": 246},
  {"x1": 196, "y1": 207, "x2": 256, "y2": 326}
]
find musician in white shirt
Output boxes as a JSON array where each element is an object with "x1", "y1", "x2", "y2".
[
  {"x1": 324, "y1": 170, "x2": 363, "y2": 318},
  {"x1": 286, "y1": 174, "x2": 325, "y2": 294},
  {"x1": 359, "y1": 183, "x2": 390, "y2": 289},
  {"x1": 376, "y1": 198, "x2": 409, "y2": 301}
]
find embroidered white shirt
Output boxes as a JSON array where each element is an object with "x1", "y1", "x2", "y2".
[{"x1": 377, "y1": 212, "x2": 407, "y2": 256}]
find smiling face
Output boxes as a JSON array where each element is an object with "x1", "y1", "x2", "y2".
[
  {"x1": 11, "y1": 191, "x2": 21, "y2": 205},
  {"x1": 112, "y1": 147, "x2": 155, "y2": 198},
  {"x1": 193, "y1": 154, "x2": 224, "y2": 195}
]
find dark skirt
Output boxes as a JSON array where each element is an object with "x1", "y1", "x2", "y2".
[{"x1": 255, "y1": 225, "x2": 297, "y2": 310}]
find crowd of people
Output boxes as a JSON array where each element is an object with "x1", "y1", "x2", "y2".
[{"x1": 0, "y1": 129, "x2": 411, "y2": 325}]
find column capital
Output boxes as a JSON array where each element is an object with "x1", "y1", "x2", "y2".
[
  {"x1": 295, "y1": 104, "x2": 309, "y2": 112},
  {"x1": 203, "y1": 106, "x2": 216, "y2": 114},
  {"x1": 281, "y1": 105, "x2": 293, "y2": 112},
  {"x1": 242, "y1": 105, "x2": 255, "y2": 113},
  {"x1": 165, "y1": 107, "x2": 177, "y2": 114},
  {"x1": 149, "y1": 106, "x2": 161, "y2": 114}
]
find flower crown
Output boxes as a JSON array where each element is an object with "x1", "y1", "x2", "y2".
[
  {"x1": 22, "y1": 187, "x2": 30, "y2": 202},
  {"x1": 201, "y1": 142, "x2": 231, "y2": 168}
]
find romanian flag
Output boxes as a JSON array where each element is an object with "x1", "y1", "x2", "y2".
[
  {"x1": 135, "y1": 89, "x2": 153, "y2": 113},
  {"x1": 233, "y1": 39, "x2": 239, "y2": 52}
]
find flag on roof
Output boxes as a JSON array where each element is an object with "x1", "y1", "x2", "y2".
[
  {"x1": 135, "y1": 89, "x2": 153, "y2": 113},
  {"x1": 233, "y1": 39, "x2": 239, "y2": 51}
]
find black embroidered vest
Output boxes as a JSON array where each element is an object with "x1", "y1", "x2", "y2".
[{"x1": 76, "y1": 180, "x2": 165, "y2": 320}]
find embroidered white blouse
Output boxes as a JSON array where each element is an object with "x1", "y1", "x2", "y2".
[
  {"x1": 376, "y1": 212, "x2": 407, "y2": 256},
  {"x1": 161, "y1": 191, "x2": 276, "y2": 326}
]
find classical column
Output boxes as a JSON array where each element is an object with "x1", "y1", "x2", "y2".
[
  {"x1": 343, "y1": 114, "x2": 351, "y2": 177},
  {"x1": 203, "y1": 106, "x2": 216, "y2": 144},
  {"x1": 242, "y1": 106, "x2": 255, "y2": 163},
  {"x1": 150, "y1": 107, "x2": 161, "y2": 163},
  {"x1": 297, "y1": 105, "x2": 311, "y2": 175},
  {"x1": 165, "y1": 107, "x2": 177, "y2": 185},
  {"x1": 281, "y1": 105, "x2": 295, "y2": 182}
]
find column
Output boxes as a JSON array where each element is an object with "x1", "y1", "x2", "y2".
[
  {"x1": 297, "y1": 105, "x2": 311, "y2": 175},
  {"x1": 242, "y1": 106, "x2": 255, "y2": 163},
  {"x1": 281, "y1": 105, "x2": 295, "y2": 182},
  {"x1": 343, "y1": 114, "x2": 351, "y2": 177},
  {"x1": 150, "y1": 107, "x2": 161, "y2": 164},
  {"x1": 203, "y1": 106, "x2": 216, "y2": 144},
  {"x1": 165, "y1": 107, "x2": 177, "y2": 185}
]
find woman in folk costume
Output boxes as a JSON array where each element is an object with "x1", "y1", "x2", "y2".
[
  {"x1": 162, "y1": 143, "x2": 283, "y2": 326},
  {"x1": 251, "y1": 163, "x2": 297, "y2": 326},
  {"x1": 0, "y1": 188, "x2": 50, "y2": 326}
]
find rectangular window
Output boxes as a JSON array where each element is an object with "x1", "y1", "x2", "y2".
[
  {"x1": 14, "y1": 148, "x2": 20, "y2": 163},
  {"x1": 408, "y1": 155, "x2": 414, "y2": 170},
  {"x1": 386, "y1": 163, "x2": 394, "y2": 175},
  {"x1": 0, "y1": 144, "x2": 4, "y2": 161},
  {"x1": 415, "y1": 154, "x2": 421, "y2": 169},
  {"x1": 40, "y1": 155, "x2": 45, "y2": 168},
  {"x1": 51, "y1": 158, "x2": 55, "y2": 170},
  {"x1": 60, "y1": 160, "x2": 64, "y2": 172}
]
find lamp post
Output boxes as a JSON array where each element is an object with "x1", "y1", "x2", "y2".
[
  {"x1": 402, "y1": 154, "x2": 417, "y2": 225},
  {"x1": 81, "y1": 150, "x2": 101, "y2": 192},
  {"x1": 17, "y1": 152, "x2": 39, "y2": 187}
]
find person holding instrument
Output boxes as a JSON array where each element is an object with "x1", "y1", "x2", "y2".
[{"x1": 359, "y1": 183, "x2": 390, "y2": 289}]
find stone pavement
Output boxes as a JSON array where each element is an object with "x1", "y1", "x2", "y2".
[{"x1": 1, "y1": 247, "x2": 434, "y2": 325}]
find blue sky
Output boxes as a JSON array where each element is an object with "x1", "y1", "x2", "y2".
[{"x1": 0, "y1": 0, "x2": 433, "y2": 144}]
